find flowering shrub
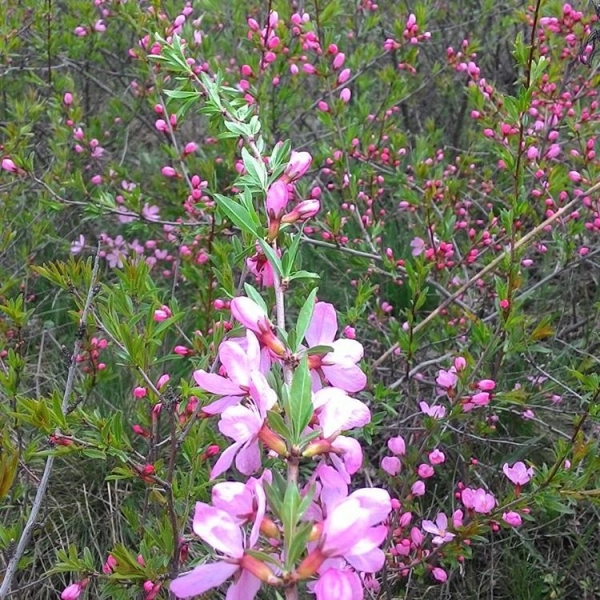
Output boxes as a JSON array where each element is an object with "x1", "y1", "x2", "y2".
[{"x1": 1, "y1": 1, "x2": 600, "y2": 599}]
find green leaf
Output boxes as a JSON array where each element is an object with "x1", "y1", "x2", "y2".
[
  {"x1": 294, "y1": 288, "x2": 318, "y2": 351},
  {"x1": 241, "y1": 148, "x2": 267, "y2": 190},
  {"x1": 286, "y1": 270, "x2": 320, "y2": 282},
  {"x1": 257, "y1": 239, "x2": 283, "y2": 277},
  {"x1": 267, "y1": 410, "x2": 291, "y2": 439},
  {"x1": 214, "y1": 194, "x2": 259, "y2": 236},
  {"x1": 288, "y1": 357, "x2": 313, "y2": 444}
]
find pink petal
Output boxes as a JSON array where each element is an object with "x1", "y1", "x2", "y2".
[
  {"x1": 211, "y1": 482, "x2": 252, "y2": 522},
  {"x1": 345, "y1": 545, "x2": 386, "y2": 573},
  {"x1": 203, "y1": 394, "x2": 242, "y2": 415},
  {"x1": 322, "y1": 499, "x2": 371, "y2": 555},
  {"x1": 330, "y1": 436, "x2": 363, "y2": 476},
  {"x1": 318, "y1": 395, "x2": 370, "y2": 438},
  {"x1": 248, "y1": 372, "x2": 277, "y2": 411},
  {"x1": 219, "y1": 404, "x2": 263, "y2": 442},
  {"x1": 235, "y1": 439, "x2": 262, "y2": 476},
  {"x1": 314, "y1": 569, "x2": 364, "y2": 600},
  {"x1": 210, "y1": 442, "x2": 243, "y2": 480},
  {"x1": 230, "y1": 297, "x2": 269, "y2": 333},
  {"x1": 322, "y1": 364, "x2": 367, "y2": 393},
  {"x1": 170, "y1": 561, "x2": 238, "y2": 598},
  {"x1": 193, "y1": 370, "x2": 243, "y2": 396},
  {"x1": 192, "y1": 503, "x2": 244, "y2": 558},
  {"x1": 225, "y1": 568, "x2": 262, "y2": 600},
  {"x1": 327, "y1": 339, "x2": 364, "y2": 364},
  {"x1": 348, "y1": 488, "x2": 392, "y2": 526},
  {"x1": 219, "y1": 341, "x2": 252, "y2": 388},
  {"x1": 305, "y1": 302, "x2": 337, "y2": 347}
]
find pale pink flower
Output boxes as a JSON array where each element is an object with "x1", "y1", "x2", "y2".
[
  {"x1": 422, "y1": 512, "x2": 455, "y2": 545},
  {"x1": 419, "y1": 401, "x2": 446, "y2": 419},
  {"x1": 418, "y1": 464, "x2": 435, "y2": 478},
  {"x1": 410, "y1": 237, "x2": 425, "y2": 256},
  {"x1": 70, "y1": 234, "x2": 86, "y2": 254},
  {"x1": 502, "y1": 462, "x2": 534, "y2": 486},
  {"x1": 170, "y1": 503, "x2": 267, "y2": 599},
  {"x1": 428, "y1": 449, "x2": 445, "y2": 465},
  {"x1": 436, "y1": 368, "x2": 457, "y2": 390},
  {"x1": 193, "y1": 331, "x2": 267, "y2": 414},
  {"x1": 313, "y1": 387, "x2": 370, "y2": 435},
  {"x1": 461, "y1": 487, "x2": 496, "y2": 513}
]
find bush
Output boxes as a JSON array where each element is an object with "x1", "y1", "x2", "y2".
[{"x1": 1, "y1": 1, "x2": 599, "y2": 599}]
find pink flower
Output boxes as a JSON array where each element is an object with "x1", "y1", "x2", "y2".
[
  {"x1": 428, "y1": 449, "x2": 445, "y2": 465},
  {"x1": 170, "y1": 503, "x2": 273, "y2": 599},
  {"x1": 305, "y1": 302, "x2": 367, "y2": 393},
  {"x1": 381, "y1": 456, "x2": 401, "y2": 476},
  {"x1": 61, "y1": 583, "x2": 82, "y2": 600},
  {"x1": 436, "y1": 368, "x2": 457, "y2": 390},
  {"x1": 502, "y1": 511, "x2": 522, "y2": 527},
  {"x1": 502, "y1": 462, "x2": 534, "y2": 486},
  {"x1": 70, "y1": 234, "x2": 86, "y2": 254},
  {"x1": 418, "y1": 463, "x2": 435, "y2": 478},
  {"x1": 461, "y1": 487, "x2": 496, "y2": 513},
  {"x1": 422, "y1": 512, "x2": 455, "y2": 545},
  {"x1": 210, "y1": 372, "x2": 278, "y2": 479},
  {"x1": 432, "y1": 567, "x2": 448, "y2": 583},
  {"x1": 299, "y1": 488, "x2": 392, "y2": 576},
  {"x1": 410, "y1": 237, "x2": 425, "y2": 256}
]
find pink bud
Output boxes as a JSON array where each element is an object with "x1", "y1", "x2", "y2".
[
  {"x1": 156, "y1": 374, "x2": 170, "y2": 390},
  {"x1": 332, "y1": 52, "x2": 345, "y2": 69},
  {"x1": 183, "y1": 142, "x2": 197, "y2": 155},
  {"x1": 477, "y1": 379, "x2": 495, "y2": 391},
  {"x1": 161, "y1": 166, "x2": 178, "y2": 177},
  {"x1": 283, "y1": 151, "x2": 312, "y2": 181},
  {"x1": 134, "y1": 386, "x2": 147, "y2": 398},
  {"x1": 173, "y1": 345, "x2": 190, "y2": 355},
  {"x1": 266, "y1": 180, "x2": 289, "y2": 218},
  {"x1": 454, "y1": 356, "x2": 467, "y2": 371},
  {"x1": 398, "y1": 511, "x2": 412, "y2": 528},
  {"x1": 340, "y1": 87, "x2": 351, "y2": 103},
  {"x1": 61, "y1": 583, "x2": 82, "y2": 600},
  {"x1": 337, "y1": 68, "x2": 351, "y2": 84},
  {"x1": 63, "y1": 92, "x2": 73, "y2": 106},
  {"x1": 381, "y1": 456, "x2": 401, "y2": 476},
  {"x1": 568, "y1": 170, "x2": 582, "y2": 183},
  {"x1": 411, "y1": 480, "x2": 426, "y2": 496},
  {"x1": 387, "y1": 435, "x2": 406, "y2": 455},
  {"x1": 302, "y1": 63, "x2": 317, "y2": 74},
  {"x1": 2, "y1": 158, "x2": 18, "y2": 173},
  {"x1": 281, "y1": 199, "x2": 320, "y2": 223}
]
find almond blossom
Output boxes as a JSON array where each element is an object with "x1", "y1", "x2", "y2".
[
  {"x1": 170, "y1": 503, "x2": 278, "y2": 599},
  {"x1": 421, "y1": 512, "x2": 455, "y2": 545}
]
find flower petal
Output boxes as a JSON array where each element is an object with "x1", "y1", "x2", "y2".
[
  {"x1": 192, "y1": 503, "x2": 244, "y2": 558},
  {"x1": 170, "y1": 561, "x2": 238, "y2": 598},
  {"x1": 305, "y1": 302, "x2": 337, "y2": 347}
]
